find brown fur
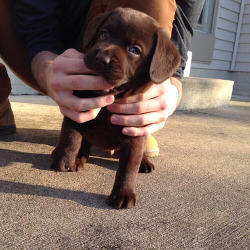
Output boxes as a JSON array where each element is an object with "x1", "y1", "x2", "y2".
[{"x1": 50, "y1": 8, "x2": 180, "y2": 209}]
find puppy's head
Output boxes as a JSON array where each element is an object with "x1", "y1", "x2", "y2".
[{"x1": 80, "y1": 8, "x2": 180, "y2": 96}]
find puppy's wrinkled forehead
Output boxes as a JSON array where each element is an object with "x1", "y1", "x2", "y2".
[{"x1": 103, "y1": 8, "x2": 158, "y2": 47}]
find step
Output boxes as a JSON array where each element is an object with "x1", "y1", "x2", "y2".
[{"x1": 177, "y1": 77, "x2": 234, "y2": 110}]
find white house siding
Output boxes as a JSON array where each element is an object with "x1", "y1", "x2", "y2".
[
  {"x1": 235, "y1": 0, "x2": 250, "y2": 72},
  {"x1": 190, "y1": 0, "x2": 250, "y2": 96}
]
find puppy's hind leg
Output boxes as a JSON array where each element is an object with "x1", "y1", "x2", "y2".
[
  {"x1": 75, "y1": 137, "x2": 91, "y2": 171},
  {"x1": 50, "y1": 117, "x2": 82, "y2": 172},
  {"x1": 139, "y1": 153, "x2": 155, "y2": 173}
]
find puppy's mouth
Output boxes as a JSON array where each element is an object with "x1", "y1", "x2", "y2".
[
  {"x1": 95, "y1": 80, "x2": 130, "y2": 97},
  {"x1": 84, "y1": 50, "x2": 130, "y2": 92},
  {"x1": 95, "y1": 69, "x2": 129, "y2": 96},
  {"x1": 86, "y1": 71, "x2": 130, "y2": 97}
]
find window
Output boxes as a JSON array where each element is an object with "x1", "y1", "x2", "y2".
[
  {"x1": 190, "y1": 0, "x2": 218, "y2": 63},
  {"x1": 196, "y1": 0, "x2": 216, "y2": 34}
]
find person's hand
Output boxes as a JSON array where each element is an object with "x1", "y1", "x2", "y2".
[
  {"x1": 32, "y1": 49, "x2": 115, "y2": 123},
  {"x1": 49, "y1": 49, "x2": 115, "y2": 123},
  {"x1": 107, "y1": 78, "x2": 179, "y2": 136}
]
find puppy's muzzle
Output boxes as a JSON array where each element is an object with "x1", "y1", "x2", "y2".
[
  {"x1": 96, "y1": 51, "x2": 112, "y2": 65},
  {"x1": 89, "y1": 47, "x2": 125, "y2": 86}
]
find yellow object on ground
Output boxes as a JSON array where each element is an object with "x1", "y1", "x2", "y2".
[{"x1": 145, "y1": 134, "x2": 159, "y2": 157}]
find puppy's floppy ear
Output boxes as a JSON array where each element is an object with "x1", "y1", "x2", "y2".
[
  {"x1": 82, "y1": 11, "x2": 113, "y2": 51},
  {"x1": 150, "y1": 28, "x2": 181, "y2": 83}
]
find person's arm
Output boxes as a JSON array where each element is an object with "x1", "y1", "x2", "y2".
[
  {"x1": 172, "y1": 0, "x2": 206, "y2": 79},
  {"x1": 11, "y1": 0, "x2": 64, "y2": 66},
  {"x1": 30, "y1": 51, "x2": 57, "y2": 98},
  {"x1": 11, "y1": 1, "x2": 115, "y2": 123}
]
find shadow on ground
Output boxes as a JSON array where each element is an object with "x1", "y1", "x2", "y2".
[
  {"x1": 0, "y1": 129, "x2": 118, "y2": 209},
  {"x1": 2, "y1": 128, "x2": 59, "y2": 146},
  {"x1": 0, "y1": 179, "x2": 110, "y2": 209},
  {"x1": 0, "y1": 128, "x2": 119, "y2": 171}
]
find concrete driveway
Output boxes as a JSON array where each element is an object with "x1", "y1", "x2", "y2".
[{"x1": 0, "y1": 95, "x2": 249, "y2": 249}]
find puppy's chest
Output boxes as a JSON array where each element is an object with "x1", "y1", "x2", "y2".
[{"x1": 83, "y1": 108, "x2": 122, "y2": 150}]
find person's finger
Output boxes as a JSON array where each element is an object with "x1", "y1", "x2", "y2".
[
  {"x1": 54, "y1": 92, "x2": 114, "y2": 112},
  {"x1": 121, "y1": 121, "x2": 166, "y2": 137},
  {"x1": 110, "y1": 110, "x2": 167, "y2": 127},
  {"x1": 52, "y1": 56, "x2": 93, "y2": 75},
  {"x1": 107, "y1": 95, "x2": 167, "y2": 114},
  {"x1": 59, "y1": 106, "x2": 102, "y2": 123},
  {"x1": 115, "y1": 80, "x2": 170, "y2": 104},
  {"x1": 51, "y1": 74, "x2": 112, "y2": 91},
  {"x1": 60, "y1": 48, "x2": 84, "y2": 59}
]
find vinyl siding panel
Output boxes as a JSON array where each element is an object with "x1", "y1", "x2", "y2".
[
  {"x1": 214, "y1": 39, "x2": 234, "y2": 52},
  {"x1": 235, "y1": 62, "x2": 250, "y2": 71},
  {"x1": 238, "y1": 43, "x2": 250, "y2": 52},
  {"x1": 236, "y1": 53, "x2": 250, "y2": 62},
  {"x1": 213, "y1": 49, "x2": 233, "y2": 61},
  {"x1": 220, "y1": 0, "x2": 241, "y2": 12},
  {"x1": 235, "y1": 2, "x2": 250, "y2": 71},
  {"x1": 243, "y1": 14, "x2": 250, "y2": 23},
  {"x1": 216, "y1": 28, "x2": 236, "y2": 43},
  {"x1": 217, "y1": 17, "x2": 238, "y2": 32},
  {"x1": 239, "y1": 33, "x2": 250, "y2": 43},
  {"x1": 192, "y1": 60, "x2": 231, "y2": 71},
  {"x1": 219, "y1": 7, "x2": 239, "y2": 22},
  {"x1": 244, "y1": 3, "x2": 250, "y2": 12},
  {"x1": 240, "y1": 23, "x2": 250, "y2": 33}
]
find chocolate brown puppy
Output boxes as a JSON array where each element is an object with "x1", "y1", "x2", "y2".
[{"x1": 50, "y1": 8, "x2": 180, "y2": 209}]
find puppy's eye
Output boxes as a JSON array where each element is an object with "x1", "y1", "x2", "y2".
[
  {"x1": 100, "y1": 29, "x2": 109, "y2": 39},
  {"x1": 128, "y1": 45, "x2": 142, "y2": 56}
]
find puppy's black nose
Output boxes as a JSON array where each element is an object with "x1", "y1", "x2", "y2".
[{"x1": 96, "y1": 52, "x2": 111, "y2": 65}]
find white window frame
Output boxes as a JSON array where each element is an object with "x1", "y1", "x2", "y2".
[{"x1": 196, "y1": 0, "x2": 216, "y2": 34}]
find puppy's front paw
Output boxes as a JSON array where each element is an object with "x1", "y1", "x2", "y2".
[
  {"x1": 108, "y1": 190, "x2": 136, "y2": 209},
  {"x1": 50, "y1": 148, "x2": 78, "y2": 172}
]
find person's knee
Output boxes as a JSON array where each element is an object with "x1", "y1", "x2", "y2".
[{"x1": 139, "y1": 0, "x2": 177, "y2": 36}]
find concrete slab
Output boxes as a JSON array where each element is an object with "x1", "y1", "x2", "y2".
[
  {"x1": 0, "y1": 96, "x2": 249, "y2": 249},
  {"x1": 178, "y1": 77, "x2": 234, "y2": 110}
]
